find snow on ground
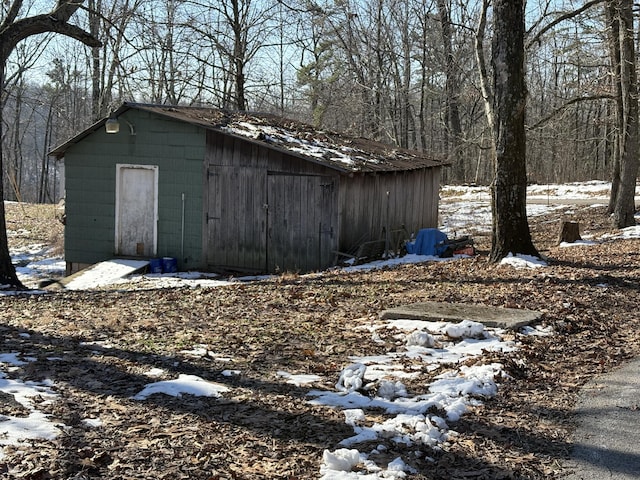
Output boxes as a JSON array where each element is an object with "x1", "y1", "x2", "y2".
[
  {"x1": 309, "y1": 320, "x2": 520, "y2": 479},
  {"x1": 0, "y1": 350, "x2": 60, "y2": 460},
  {"x1": 131, "y1": 374, "x2": 230, "y2": 401},
  {"x1": 441, "y1": 180, "x2": 612, "y2": 202},
  {"x1": 2, "y1": 182, "x2": 640, "y2": 475}
]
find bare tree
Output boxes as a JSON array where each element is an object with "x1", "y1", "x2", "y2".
[
  {"x1": 524, "y1": 0, "x2": 612, "y2": 185},
  {"x1": 489, "y1": 0, "x2": 538, "y2": 262},
  {"x1": 605, "y1": 1, "x2": 622, "y2": 212},
  {"x1": 606, "y1": 0, "x2": 638, "y2": 227},
  {"x1": 436, "y1": 0, "x2": 463, "y2": 176},
  {"x1": 128, "y1": 0, "x2": 196, "y2": 104},
  {"x1": 295, "y1": 3, "x2": 337, "y2": 127},
  {"x1": 0, "y1": 0, "x2": 100, "y2": 289},
  {"x1": 4, "y1": 67, "x2": 26, "y2": 201},
  {"x1": 2, "y1": 36, "x2": 54, "y2": 202},
  {"x1": 182, "y1": 0, "x2": 281, "y2": 110},
  {"x1": 87, "y1": 0, "x2": 141, "y2": 118}
]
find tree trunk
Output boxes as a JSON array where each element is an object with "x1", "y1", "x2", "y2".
[
  {"x1": 612, "y1": 0, "x2": 638, "y2": 228},
  {"x1": 558, "y1": 221, "x2": 581, "y2": 244},
  {"x1": 89, "y1": 0, "x2": 102, "y2": 119},
  {"x1": 489, "y1": 0, "x2": 538, "y2": 262},
  {"x1": 231, "y1": 0, "x2": 247, "y2": 111},
  {"x1": 437, "y1": 0, "x2": 464, "y2": 179},
  {"x1": 0, "y1": 0, "x2": 100, "y2": 289},
  {"x1": 39, "y1": 103, "x2": 55, "y2": 203},
  {"x1": 605, "y1": 2, "x2": 623, "y2": 214},
  {"x1": 475, "y1": 0, "x2": 494, "y2": 143},
  {"x1": 0, "y1": 60, "x2": 25, "y2": 289}
]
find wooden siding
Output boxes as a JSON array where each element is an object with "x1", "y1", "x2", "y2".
[
  {"x1": 206, "y1": 165, "x2": 267, "y2": 272},
  {"x1": 64, "y1": 109, "x2": 206, "y2": 269},
  {"x1": 337, "y1": 168, "x2": 441, "y2": 252},
  {"x1": 267, "y1": 173, "x2": 336, "y2": 272},
  {"x1": 204, "y1": 131, "x2": 340, "y2": 273},
  {"x1": 203, "y1": 129, "x2": 440, "y2": 273}
]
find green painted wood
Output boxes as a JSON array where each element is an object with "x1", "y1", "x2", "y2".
[{"x1": 64, "y1": 109, "x2": 205, "y2": 270}]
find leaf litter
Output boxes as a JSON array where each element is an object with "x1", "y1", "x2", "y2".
[{"x1": 1, "y1": 188, "x2": 640, "y2": 478}]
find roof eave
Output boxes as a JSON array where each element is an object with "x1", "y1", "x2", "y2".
[{"x1": 48, "y1": 104, "x2": 134, "y2": 158}]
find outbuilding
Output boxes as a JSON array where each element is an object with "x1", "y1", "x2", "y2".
[{"x1": 50, "y1": 103, "x2": 446, "y2": 275}]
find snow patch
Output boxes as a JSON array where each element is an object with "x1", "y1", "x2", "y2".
[
  {"x1": 132, "y1": 374, "x2": 230, "y2": 400},
  {"x1": 277, "y1": 371, "x2": 322, "y2": 386},
  {"x1": 500, "y1": 253, "x2": 547, "y2": 269}
]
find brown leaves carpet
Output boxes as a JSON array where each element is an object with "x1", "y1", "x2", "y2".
[{"x1": 1, "y1": 202, "x2": 640, "y2": 479}]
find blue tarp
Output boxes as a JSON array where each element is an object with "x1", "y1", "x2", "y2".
[{"x1": 405, "y1": 228, "x2": 448, "y2": 256}]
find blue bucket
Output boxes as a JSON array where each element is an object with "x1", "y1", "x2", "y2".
[
  {"x1": 149, "y1": 258, "x2": 163, "y2": 273},
  {"x1": 162, "y1": 257, "x2": 177, "y2": 273}
]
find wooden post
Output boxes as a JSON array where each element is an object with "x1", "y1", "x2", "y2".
[{"x1": 558, "y1": 221, "x2": 581, "y2": 244}]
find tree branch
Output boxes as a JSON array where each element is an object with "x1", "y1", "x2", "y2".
[
  {"x1": 0, "y1": 1, "x2": 101, "y2": 59},
  {"x1": 52, "y1": 0, "x2": 86, "y2": 21},
  {"x1": 526, "y1": 0, "x2": 606, "y2": 49},
  {"x1": 0, "y1": 0, "x2": 24, "y2": 32},
  {"x1": 526, "y1": 94, "x2": 615, "y2": 130},
  {"x1": 475, "y1": 0, "x2": 494, "y2": 139}
]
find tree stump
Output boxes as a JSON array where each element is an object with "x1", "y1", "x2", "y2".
[{"x1": 558, "y1": 221, "x2": 581, "y2": 244}]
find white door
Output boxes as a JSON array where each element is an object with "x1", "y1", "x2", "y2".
[{"x1": 115, "y1": 164, "x2": 158, "y2": 256}]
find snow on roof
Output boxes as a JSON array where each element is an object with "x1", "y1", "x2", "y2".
[{"x1": 132, "y1": 104, "x2": 446, "y2": 173}]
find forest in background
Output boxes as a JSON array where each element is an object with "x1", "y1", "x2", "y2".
[{"x1": 0, "y1": 0, "x2": 619, "y2": 203}]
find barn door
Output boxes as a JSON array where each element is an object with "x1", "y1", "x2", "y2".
[
  {"x1": 206, "y1": 166, "x2": 267, "y2": 272},
  {"x1": 267, "y1": 174, "x2": 335, "y2": 273},
  {"x1": 115, "y1": 164, "x2": 158, "y2": 256}
]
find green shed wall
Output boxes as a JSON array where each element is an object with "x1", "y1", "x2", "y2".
[{"x1": 64, "y1": 109, "x2": 205, "y2": 270}]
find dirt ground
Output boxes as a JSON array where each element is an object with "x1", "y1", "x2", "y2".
[{"x1": 1, "y1": 201, "x2": 640, "y2": 479}]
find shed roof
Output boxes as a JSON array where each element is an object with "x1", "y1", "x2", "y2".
[{"x1": 50, "y1": 103, "x2": 447, "y2": 173}]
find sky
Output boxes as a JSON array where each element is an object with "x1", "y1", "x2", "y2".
[{"x1": 2, "y1": 181, "x2": 639, "y2": 478}]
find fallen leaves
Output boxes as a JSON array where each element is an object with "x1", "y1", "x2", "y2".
[{"x1": 1, "y1": 204, "x2": 640, "y2": 478}]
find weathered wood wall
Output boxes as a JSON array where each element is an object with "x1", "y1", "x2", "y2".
[
  {"x1": 337, "y1": 168, "x2": 441, "y2": 252},
  {"x1": 204, "y1": 131, "x2": 340, "y2": 273}
]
